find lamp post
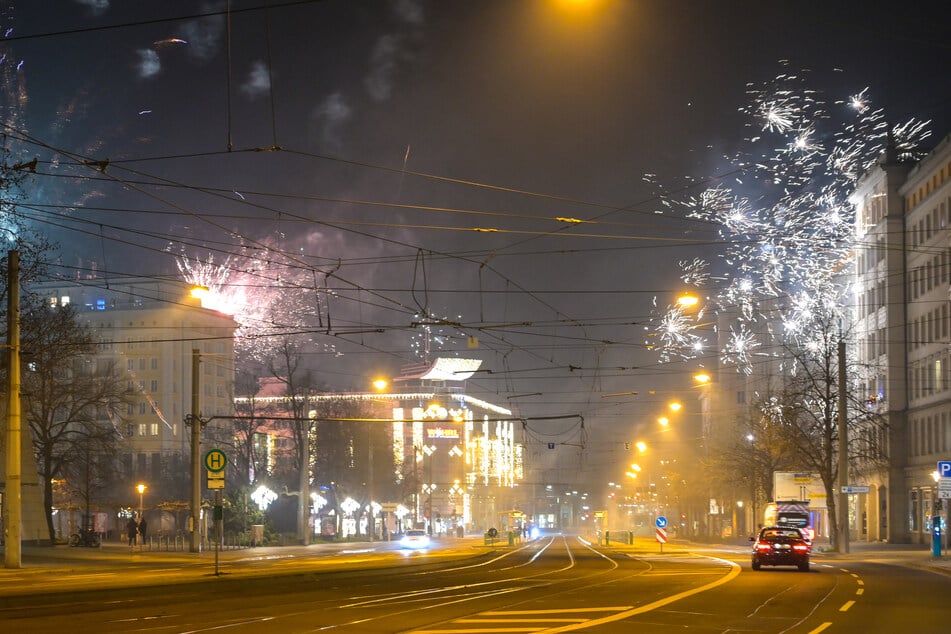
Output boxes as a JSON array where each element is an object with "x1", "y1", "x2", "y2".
[
  {"x1": 419, "y1": 444, "x2": 436, "y2": 534},
  {"x1": 136, "y1": 483, "x2": 146, "y2": 519}
]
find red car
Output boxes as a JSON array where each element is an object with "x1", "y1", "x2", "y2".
[{"x1": 750, "y1": 526, "x2": 811, "y2": 572}]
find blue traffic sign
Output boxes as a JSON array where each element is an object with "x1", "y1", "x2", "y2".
[
  {"x1": 938, "y1": 461, "x2": 951, "y2": 478},
  {"x1": 655, "y1": 516, "x2": 668, "y2": 529}
]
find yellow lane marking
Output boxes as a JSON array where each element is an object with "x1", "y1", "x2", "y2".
[
  {"x1": 856, "y1": 579, "x2": 864, "y2": 586},
  {"x1": 840, "y1": 600, "x2": 856, "y2": 612},
  {"x1": 458, "y1": 618, "x2": 587, "y2": 623},
  {"x1": 808, "y1": 623, "x2": 833, "y2": 634},
  {"x1": 856, "y1": 588, "x2": 864, "y2": 595},
  {"x1": 413, "y1": 627, "x2": 539, "y2": 634},
  {"x1": 535, "y1": 556, "x2": 741, "y2": 633},
  {"x1": 482, "y1": 608, "x2": 627, "y2": 615}
]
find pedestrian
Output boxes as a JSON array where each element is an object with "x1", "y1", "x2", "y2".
[
  {"x1": 138, "y1": 516, "x2": 148, "y2": 548},
  {"x1": 126, "y1": 516, "x2": 138, "y2": 548}
]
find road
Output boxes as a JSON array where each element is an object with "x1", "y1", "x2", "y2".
[{"x1": 1, "y1": 535, "x2": 949, "y2": 632}]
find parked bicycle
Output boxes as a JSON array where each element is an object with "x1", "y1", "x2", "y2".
[{"x1": 68, "y1": 528, "x2": 101, "y2": 547}]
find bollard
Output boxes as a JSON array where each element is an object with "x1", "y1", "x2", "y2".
[
  {"x1": 605, "y1": 530, "x2": 610, "y2": 545},
  {"x1": 508, "y1": 531, "x2": 515, "y2": 546}
]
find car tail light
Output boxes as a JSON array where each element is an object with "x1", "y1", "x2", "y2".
[
  {"x1": 793, "y1": 544, "x2": 809, "y2": 552},
  {"x1": 755, "y1": 541, "x2": 772, "y2": 551}
]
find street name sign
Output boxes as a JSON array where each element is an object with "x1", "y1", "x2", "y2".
[{"x1": 841, "y1": 485, "x2": 870, "y2": 494}]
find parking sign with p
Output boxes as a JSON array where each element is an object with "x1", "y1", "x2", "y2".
[{"x1": 938, "y1": 461, "x2": 951, "y2": 478}]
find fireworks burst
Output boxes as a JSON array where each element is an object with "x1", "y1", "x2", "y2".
[
  {"x1": 651, "y1": 64, "x2": 933, "y2": 372},
  {"x1": 173, "y1": 246, "x2": 336, "y2": 363}
]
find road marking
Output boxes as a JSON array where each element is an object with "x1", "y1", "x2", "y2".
[
  {"x1": 458, "y1": 618, "x2": 587, "y2": 623},
  {"x1": 839, "y1": 600, "x2": 856, "y2": 612},
  {"x1": 537, "y1": 556, "x2": 741, "y2": 633},
  {"x1": 482, "y1": 608, "x2": 628, "y2": 615},
  {"x1": 808, "y1": 623, "x2": 833, "y2": 634},
  {"x1": 856, "y1": 579, "x2": 864, "y2": 586},
  {"x1": 855, "y1": 588, "x2": 864, "y2": 595}
]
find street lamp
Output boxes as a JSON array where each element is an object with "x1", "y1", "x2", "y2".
[
  {"x1": 136, "y1": 483, "x2": 146, "y2": 519},
  {"x1": 418, "y1": 444, "x2": 437, "y2": 534},
  {"x1": 676, "y1": 292, "x2": 700, "y2": 309}
]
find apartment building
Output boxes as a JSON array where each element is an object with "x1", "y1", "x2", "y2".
[
  {"x1": 852, "y1": 133, "x2": 951, "y2": 544},
  {"x1": 32, "y1": 276, "x2": 238, "y2": 508}
]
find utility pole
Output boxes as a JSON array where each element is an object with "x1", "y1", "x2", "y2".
[
  {"x1": 837, "y1": 338, "x2": 850, "y2": 554},
  {"x1": 4, "y1": 250, "x2": 21, "y2": 568},
  {"x1": 190, "y1": 349, "x2": 202, "y2": 553}
]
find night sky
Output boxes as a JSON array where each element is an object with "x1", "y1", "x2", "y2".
[{"x1": 3, "y1": 1, "x2": 950, "y2": 486}]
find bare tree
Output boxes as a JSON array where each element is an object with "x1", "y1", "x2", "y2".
[
  {"x1": 769, "y1": 317, "x2": 886, "y2": 550},
  {"x1": 232, "y1": 368, "x2": 270, "y2": 488},
  {"x1": 20, "y1": 302, "x2": 129, "y2": 543},
  {"x1": 267, "y1": 336, "x2": 319, "y2": 543}
]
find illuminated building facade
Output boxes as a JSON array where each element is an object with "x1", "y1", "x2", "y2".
[
  {"x1": 27, "y1": 277, "x2": 238, "y2": 535},
  {"x1": 234, "y1": 358, "x2": 523, "y2": 535},
  {"x1": 851, "y1": 134, "x2": 951, "y2": 545}
]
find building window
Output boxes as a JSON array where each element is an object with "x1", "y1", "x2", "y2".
[
  {"x1": 736, "y1": 391, "x2": 746, "y2": 405},
  {"x1": 138, "y1": 423, "x2": 147, "y2": 437},
  {"x1": 127, "y1": 359, "x2": 134, "y2": 371},
  {"x1": 150, "y1": 423, "x2": 159, "y2": 436},
  {"x1": 139, "y1": 402, "x2": 147, "y2": 415},
  {"x1": 127, "y1": 403, "x2": 135, "y2": 416},
  {"x1": 150, "y1": 380, "x2": 158, "y2": 393},
  {"x1": 127, "y1": 423, "x2": 134, "y2": 437},
  {"x1": 151, "y1": 358, "x2": 158, "y2": 370}
]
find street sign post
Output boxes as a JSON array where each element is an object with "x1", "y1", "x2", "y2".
[
  {"x1": 202, "y1": 450, "x2": 227, "y2": 576},
  {"x1": 205, "y1": 449, "x2": 228, "y2": 473},
  {"x1": 655, "y1": 527, "x2": 667, "y2": 552}
]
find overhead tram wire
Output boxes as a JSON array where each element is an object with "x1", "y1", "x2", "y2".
[
  {"x1": 5, "y1": 127, "x2": 424, "y2": 325},
  {"x1": 21, "y1": 162, "x2": 729, "y2": 243},
  {"x1": 6, "y1": 134, "x2": 635, "y2": 376}
]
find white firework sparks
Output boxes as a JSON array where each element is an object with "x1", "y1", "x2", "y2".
[{"x1": 651, "y1": 64, "x2": 933, "y2": 373}]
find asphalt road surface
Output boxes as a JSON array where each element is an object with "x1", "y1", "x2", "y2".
[{"x1": 1, "y1": 535, "x2": 949, "y2": 633}]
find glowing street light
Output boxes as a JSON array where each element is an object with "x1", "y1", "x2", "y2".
[
  {"x1": 136, "y1": 483, "x2": 146, "y2": 519},
  {"x1": 676, "y1": 292, "x2": 700, "y2": 309}
]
